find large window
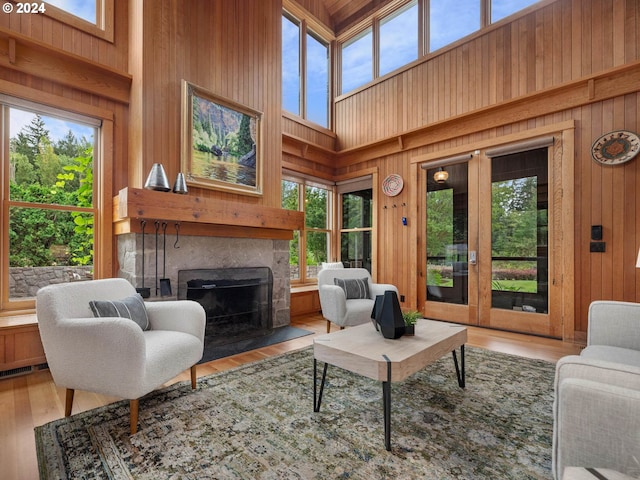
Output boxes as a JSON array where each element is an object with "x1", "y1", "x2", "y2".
[
  {"x1": 282, "y1": 10, "x2": 331, "y2": 128},
  {"x1": 2, "y1": 100, "x2": 99, "y2": 311},
  {"x1": 282, "y1": 176, "x2": 332, "y2": 282},
  {"x1": 339, "y1": 0, "x2": 541, "y2": 94}
]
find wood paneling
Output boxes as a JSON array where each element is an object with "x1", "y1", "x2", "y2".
[
  {"x1": 327, "y1": 0, "x2": 640, "y2": 338},
  {"x1": 129, "y1": 0, "x2": 284, "y2": 209},
  {"x1": 335, "y1": 0, "x2": 639, "y2": 149}
]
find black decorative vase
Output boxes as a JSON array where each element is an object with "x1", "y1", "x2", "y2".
[{"x1": 371, "y1": 290, "x2": 405, "y2": 339}]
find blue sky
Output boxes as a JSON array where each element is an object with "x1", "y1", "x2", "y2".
[
  {"x1": 46, "y1": 0, "x2": 95, "y2": 23},
  {"x1": 11, "y1": 108, "x2": 94, "y2": 143}
]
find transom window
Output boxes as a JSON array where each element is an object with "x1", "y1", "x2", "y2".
[{"x1": 339, "y1": 0, "x2": 540, "y2": 95}]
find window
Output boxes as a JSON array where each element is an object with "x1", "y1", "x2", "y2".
[
  {"x1": 339, "y1": 0, "x2": 542, "y2": 94},
  {"x1": 282, "y1": 10, "x2": 331, "y2": 128},
  {"x1": 429, "y1": 0, "x2": 480, "y2": 52},
  {"x1": 46, "y1": 0, "x2": 96, "y2": 24},
  {"x1": 282, "y1": 176, "x2": 332, "y2": 283},
  {"x1": 380, "y1": 2, "x2": 418, "y2": 76},
  {"x1": 340, "y1": 188, "x2": 373, "y2": 272},
  {"x1": 44, "y1": 0, "x2": 114, "y2": 42},
  {"x1": 341, "y1": 28, "x2": 373, "y2": 95},
  {"x1": 306, "y1": 31, "x2": 330, "y2": 126},
  {"x1": 2, "y1": 100, "x2": 99, "y2": 311},
  {"x1": 282, "y1": 14, "x2": 301, "y2": 116}
]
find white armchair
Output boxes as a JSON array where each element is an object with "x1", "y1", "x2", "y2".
[
  {"x1": 553, "y1": 301, "x2": 640, "y2": 479},
  {"x1": 317, "y1": 267, "x2": 398, "y2": 333},
  {"x1": 36, "y1": 278, "x2": 206, "y2": 434}
]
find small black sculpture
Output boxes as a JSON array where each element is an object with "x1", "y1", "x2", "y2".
[{"x1": 371, "y1": 290, "x2": 405, "y2": 339}]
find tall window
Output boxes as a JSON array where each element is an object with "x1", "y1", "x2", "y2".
[
  {"x1": 282, "y1": 10, "x2": 331, "y2": 128},
  {"x1": 282, "y1": 176, "x2": 332, "y2": 283},
  {"x1": 340, "y1": 188, "x2": 373, "y2": 272},
  {"x1": 2, "y1": 101, "x2": 99, "y2": 311},
  {"x1": 282, "y1": 14, "x2": 301, "y2": 116}
]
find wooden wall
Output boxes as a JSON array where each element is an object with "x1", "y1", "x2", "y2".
[
  {"x1": 0, "y1": 1, "x2": 130, "y2": 194},
  {"x1": 320, "y1": 0, "x2": 640, "y2": 337},
  {"x1": 129, "y1": 0, "x2": 284, "y2": 209}
]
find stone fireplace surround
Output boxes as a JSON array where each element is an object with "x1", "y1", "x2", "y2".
[{"x1": 116, "y1": 234, "x2": 291, "y2": 328}]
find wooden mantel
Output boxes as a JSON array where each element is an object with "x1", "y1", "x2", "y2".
[{"x1": 113, "y1": 187, "x2": 304, "y2": 240}]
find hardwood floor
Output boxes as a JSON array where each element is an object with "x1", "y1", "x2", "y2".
[{"x1": 0, "y1": 313, "x2": 583, "y2": 480}]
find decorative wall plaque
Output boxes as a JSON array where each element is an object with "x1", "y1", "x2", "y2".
[{"x1": 591, "y1": 130, "x2": 640, "y2": 165}]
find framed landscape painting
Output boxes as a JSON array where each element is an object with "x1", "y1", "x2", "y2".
[{"x1": 181, "y1": 80, "x2": 263, "y2": 196}]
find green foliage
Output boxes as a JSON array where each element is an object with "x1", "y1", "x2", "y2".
[
  {"x1": 426, "y1": 188, "x2": 454, "y2": 257},
  {"x1": 402, "y1": 310, "x2": 421, "y2": 326},
  {"x1": 236, "y1": 114, "x2": 253, "y2": 157},
  {"x1": 491, "y1": 178, "x2": 537, "y2": 257},
  {"x1": 8, "y1": 114, "x2": 94, "y2": 268},
  {"x1": 53, "y1": 149, "x2": 94, "y2": 265},
  {"x1": 9, "y1": 184, "x2": 76, "y2": 267}
]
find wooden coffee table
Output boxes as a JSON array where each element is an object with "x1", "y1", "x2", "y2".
[{"x1": 313, "y1": 319, "x2": 467, "y2": 450}]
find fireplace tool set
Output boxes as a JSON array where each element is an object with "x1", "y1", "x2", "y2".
[
  {"x1": 137, "y1": 219, "x2": 179, "y2": 298},
  {"x1": 136, "y1": 163, "x2": 187, "y2": 297}
]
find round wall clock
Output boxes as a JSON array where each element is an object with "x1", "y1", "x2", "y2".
[
  {"x1": 382, "y1": 174, "x2": 403, "y2": 196},
  {"x1": 591, "y1": 130, "x2": 640, "y2": 166}
]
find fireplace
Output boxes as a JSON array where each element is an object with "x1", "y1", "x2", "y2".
[{"x1": 178, "y1": 267, "x2": 273, "y2": 347}]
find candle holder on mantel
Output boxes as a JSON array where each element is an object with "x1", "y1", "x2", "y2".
[
  {"x1": 144, "y1": 163, "x2": 171, "y2": 192},
  {"x1": 173, "y1": 172, "x2": 188, "y2": 194}
]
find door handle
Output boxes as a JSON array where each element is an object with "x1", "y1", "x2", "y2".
[{"x1": 469, "y1": 251, "x2": 477, "y2": 265}]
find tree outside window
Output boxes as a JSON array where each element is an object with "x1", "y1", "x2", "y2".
[
  {"x1": 4, "y1": 106, "x2": 97, "y2": 307},
  {"x1": 282, "y1": 177, "x2": 331, "y2": 282}
]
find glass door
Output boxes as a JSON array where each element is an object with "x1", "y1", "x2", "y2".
[
  {"x1": 423, "y1": 145, "x2": 562, "y2": 337},
  {"x1": 425, "y1": 162, "x2": 476, "y2": 325},
  {"x1": 480, "y1": 148, "x2": 556, "y2": 336}
]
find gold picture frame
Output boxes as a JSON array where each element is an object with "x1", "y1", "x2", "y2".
[{"x1": 181, "y1": 80, "x2": 263, "y2": 196}]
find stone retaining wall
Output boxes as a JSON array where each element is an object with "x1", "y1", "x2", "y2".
[{"x1": 9, "y1": 266, "x2": 93, "y2": 298}]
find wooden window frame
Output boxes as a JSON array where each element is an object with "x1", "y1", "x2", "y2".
[
  {"x1": 0, "y1": 90, "x2": 113, "y2": 315},
  {"x1": 283, "y1": 2, "x2": 334, "y2": 129},
  {"x1": 42, "y1": 0, "x2": 114, "y2": 43}
]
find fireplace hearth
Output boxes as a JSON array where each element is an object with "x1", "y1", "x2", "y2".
[{"x1": 178, "y1": 267, "x2": 273, "y2": 347}]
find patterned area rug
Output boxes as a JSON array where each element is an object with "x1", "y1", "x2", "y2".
[{"x1": 35, "y1": 346, "x2": 556, "y2": 479}]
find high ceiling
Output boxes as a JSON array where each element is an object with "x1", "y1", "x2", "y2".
[{"x1": 321, "y1": 0, "x2": 393, "y2": 34}]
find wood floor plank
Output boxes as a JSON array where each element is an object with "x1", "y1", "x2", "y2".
[{"x1": 0, "y1": 313, "x2": 583, "y2": 479}]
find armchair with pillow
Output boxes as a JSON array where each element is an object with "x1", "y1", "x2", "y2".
[
  {"x1": 36, "y1": 278, "x2": 206, "y2": 434},
  {"x1": 317, "y1": 267, "x2": 398, "y2": 333},
  {"x1": 553, "y1": 301, "x2": 640, "y2": 480}
]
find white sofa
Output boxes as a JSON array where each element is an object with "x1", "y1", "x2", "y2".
[
  {"x1": 36, "y1": 278, "x2": 206, "y2": 434},
  {"x1": 317, "y1": 267, "x2": 398, "y2": 333},
  {"x1": 553, "y1": 301, "x2": 640, "y2": 479}
]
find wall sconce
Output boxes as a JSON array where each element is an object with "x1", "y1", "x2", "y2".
[
  {"x1": 636, "y1": 248, "x2": 640, "y2": 268},
  {"x1": 433, "y1": 167, "x2": 449, "y2": 183}
]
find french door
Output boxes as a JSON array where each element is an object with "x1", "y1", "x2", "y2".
[{"x1": 422, "y1": 143, "x2": 563, "y2": 338}]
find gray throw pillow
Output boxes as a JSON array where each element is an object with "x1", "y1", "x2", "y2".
[
  {"x1": 334, "y1": 277, "x2": 370, "y2": 300},
  {"x1": 89, "y1": 293, "x2": 150, "y2": 331}
]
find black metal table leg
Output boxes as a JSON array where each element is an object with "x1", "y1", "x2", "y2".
[
  {"x1": 382, "y1": 354, "x2": 392, "y2": 451},
  {"x1": 314, "y1": 358, "x2": 328, "y2": 412},
  {"x1": 452, "y1": 344, "x2": 465, "y2": 388}
]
